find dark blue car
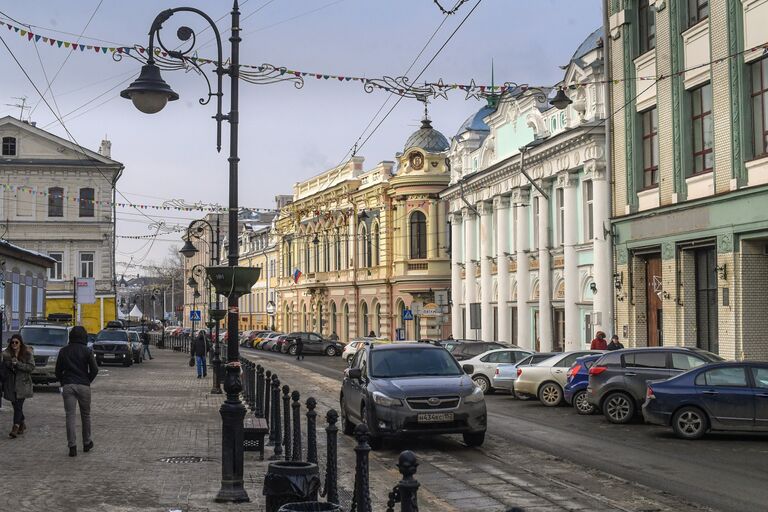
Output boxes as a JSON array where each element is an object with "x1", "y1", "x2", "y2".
[
  {"x1": 564, "y1": 354, "x2": 603, "y2": 415},
  {"x1": 642, "y1": 361, "x2": 768, "y2": 439}
]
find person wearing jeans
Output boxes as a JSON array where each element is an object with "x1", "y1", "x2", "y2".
[
  {"x1": 141, "y1": 330, "x2": 153, "y2": 360},
  {"x1": 55, "y1": 326, "x2": 99, "y2": 457},
  {"x1": 191, "y1": 333, "x2": 208, "y2": 379},
  {"x1": 2, "y1": 334, "x2": 34, "y2": 438}
]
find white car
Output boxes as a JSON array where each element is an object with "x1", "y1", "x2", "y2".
[
  {"x1": 462, "y1": 347, "x2": 534, "y2": 393},
  {"x1": 514, "y1": 350, "x2": 605, "y2": 406}
]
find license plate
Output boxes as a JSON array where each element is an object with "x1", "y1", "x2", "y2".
[
  {"x1": 417, "y1": 412, "x2": 454, "y2": 423},
  {"x1": 104, "y1": 354, "x2": 116, "y2": 359}
]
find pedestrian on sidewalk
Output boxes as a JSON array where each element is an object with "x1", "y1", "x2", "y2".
[
  {"x1": 2, "y1": 334, "x2": 34, "y2": 439},
  {"x1": 607, "y1": 335, "x2": 625, "y2": 351},
  {"x1": 55, "y1": 325, "x2": 99, "y2": 457},
  {"x1": 141, "y1": 328, "x2": 153, "y2": 360},
  {"x1": 295, "y1": 335, "x2": 304, "y2": 361},
  {"x1": 590, "y1": 331, "x2": 608, "y2": 351},
  {"x1": 192, "y1": 332, "x2": 208, "y2": 378}
]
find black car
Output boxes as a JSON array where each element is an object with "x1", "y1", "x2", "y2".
[
  {"x1": 340, "y1": 343, "x2": 487, "y2": 449},
  {"x1": 93, "y1": 328, "x2": 134, "y2": 367},
  {"x1": 283, "y1": 332, "x2": 344, "y2": 357},
  {"x1": 444, "y1": 341, "x2": 507, "y2": 361},
  {"x1": 587, "y1": 347, "x2": 723, "y2": 423}
]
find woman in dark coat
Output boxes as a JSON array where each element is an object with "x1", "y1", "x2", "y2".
[{"x1": 2, "y1": 334, "x2": 35, "y2": 438}]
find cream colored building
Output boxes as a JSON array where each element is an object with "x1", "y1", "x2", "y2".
[
  {"x1": 0, "y1": 116, "x2": 123, "y2": 333},
  {"x1": 607, "y1": 0, "x2": 768, "y2": 358},
  {"x1": 274, "y1": 118, "x2": 452, "y2": 341}
]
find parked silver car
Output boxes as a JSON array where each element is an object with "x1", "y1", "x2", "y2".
[
  {"x1": 514, "y1": 351, "x2": 604, "y2": 406},
  {"x1": 492, "y1": 352, "x2": 557, "y2": 395},
  {"x1": 18, "y1": 323, "x2": 71, "y2": 385},
  {"x1": 460, "y1": 347, "x2": 533, "y2": 393}
]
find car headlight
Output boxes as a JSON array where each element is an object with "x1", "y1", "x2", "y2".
[
  {"x1": 464, "y1": 386, "x2": 485, "y2": 404},
  {"x1": 372, "y1": 391, "x2": 402, "y2": 407}
]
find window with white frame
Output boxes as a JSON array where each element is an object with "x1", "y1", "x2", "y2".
[
  {"x1": 37, "y1": 286, "x2": 43, "y2": 314},
  {"x1": 584, "y1": 181, "x2": 594, "y2": 241},
  {"x1": 24, "y1": 275, "x2": 32, "y2": 315},
  {"x1": 556, "y1": 188, "x2": 565, "y2": 246},
  {"x1": 49, "y1": 252, "x2": 63, "y2": 280},
  {"x1": 751, "y1": 56, "x2": 768, "y2": 158},
  {"x1": 2, "y1": 137, "x2": 16, "y2": 156},
  {"x1": 79, "y1": 252, "x2": 94, "y2": 278}
]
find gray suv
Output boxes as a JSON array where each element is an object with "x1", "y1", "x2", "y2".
[
  {"x1": 18, "y1": 323, "x2": 71, "y2": 385},
  {"x1": 587, "y1": 347, "x2": 723, "y2": 423},
  {"x1": 284, "y1": 332, "x2": 344, "y2": 357},
  {"x1": 340, "y1": 343, "x2": 487, "y2": 449}
]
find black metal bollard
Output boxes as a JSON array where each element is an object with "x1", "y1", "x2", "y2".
[
  {"x1": 282, "y1": 385, "x2": 292, "y2": 462},
  {"x1": 269, "y1": 377, "x2": 283, "y2": 460},
  {"x1": 321, "y1": 409, "x2": 339, "y2": 505},
  {"x1": 291, "y1": 391, "x2": 302, "y2": 462},
  {"x1": 385, "y1": 451, "x2": 421, "y2": 512},
  {"x1": 350, "y1": 424, "x2": 373, "y2": 512},
  {"x1": 248, "y1": 361, "x2": 256, "y2": 411},
  {"x1": 265, "y1": 371, "x2": 273, "y2": 439},
  {"x1": 305, "y1": 397, "x2": 317, "y2": 464},
  {"x1": 256, "y1": 365, "x2": 264, "y2": 417}
]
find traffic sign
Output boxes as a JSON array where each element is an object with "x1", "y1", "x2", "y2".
[
  {"x1": 189, "y1": 310, "x2": 202, "y2": 322},
  {"x1": 402, "y1": 308, "x2": 414, "y2": 321}
]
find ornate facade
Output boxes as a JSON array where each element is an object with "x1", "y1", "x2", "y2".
[
  {"x1": 274, "y1": 119, "x2": 452, "y2": 341},
  {"x1": 442, "y1": 29, "x2": 612, "y2": 350}
]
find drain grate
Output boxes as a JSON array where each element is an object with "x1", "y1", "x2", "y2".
[{"x1": 159, "y1": 456, "x2": 206, "y2": 464}]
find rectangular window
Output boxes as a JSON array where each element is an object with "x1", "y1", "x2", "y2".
[
  {"x1": 624, "y1": 351, "x2": 667, "y2": 369},
  {"x1": 556, "y1": 188, "x2": 564, "y2": 246},
  {"x1": 48, "y1": 187, "x2": 64, "y2": 217},
  {"x1": 642, "y1": 108, "x2": 659, "y2": 187},
  {"x1": 79, "y1": 252, "x2": 94, "y2": 278},
  {"x1": 24, "y1": 276, "x2": 32, "y2": 316},
  {"x1": 1, "y1": 137, "x2": 16, "y2": 156},
  {"x1": 584, "y1": 181, "x2": 594, "y2": 240},
  {"x1": 532, "y1": 196, "x2": 540, "y2": 250},
  {"x1": 751, "y1": 57, "x2": 768, "y2": 157},
  {"x1": 691, "y1": 83, "x2": 714, "y2": 174},
  {"x1": 688, "y1": 0, "x2": 709, "y2": 27},
  {"x1": 695, "y1": 247, "x2": 718, "y2": 354},
  {"x1": 49, "y1": 252, "x2": 63, "y2": 280},
  {"x1": 79, "y1": 187, "x2": 95, "y2": 217},
  {"x1": 638, "y1": 0, "x2": 656, "y2": 54},
  {"x1": 36, "y1": 287, "x2": 43, "y2": 314}
]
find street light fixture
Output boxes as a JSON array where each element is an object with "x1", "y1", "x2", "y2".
[
  {"x1": 179, "y1": 239, "x2": 199, "y2": 259},
  {"x1": 122, "y1": 1, "x2": 254, "y2": 502},
  {"x1": 550, "y1": 87, "x2": 573, "y2": 110}
]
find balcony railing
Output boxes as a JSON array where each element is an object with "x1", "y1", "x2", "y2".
[{"x1": 407, "y1": 262, "x2": 428, "y2": 271}]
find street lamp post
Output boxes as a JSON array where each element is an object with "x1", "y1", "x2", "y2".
[{"x1": 122, "y1": 1, "x2": 256, "y2": 502}]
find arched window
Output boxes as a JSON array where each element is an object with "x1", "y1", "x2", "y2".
[
  {"x1": 2, "y1": 137, "x2": 16, "y2": 156},
  {"x1": 329, "y1": 301, "x2": 337, "y2": 336},
  {"x1": 313, "y1": 236, "x2": 320, "y2": 273},
  {"x1": 343, "y1": 303, "x2": 350, "y2": 341},
  {"x1": 358, "y1": 223, "x2": 368, "y2": 267},
  {"x1": 324, "y1": 236, "x2": 330, "y2": 272},
  {"x1": 304, "y1": 237, "x2": 310, "y2": 272},
  {"x1": 302, "y1": 303, "x2": 308, "y2": 330},
  {"x1": 334, "y1": 229, "x2": 341, "y2": 271},
  {"x1": 371, "y1": 222, "x2": 379, "y2": 266},
  {"x1": 409, "y1": 211, "x2": 427, "y2": 259},
  {"x1": 374, "y1": 303, "x2": 381, "y2": 336},
  {"x1": 79, "y1": 187, "x2": 94, "y2": 217},
  {"x1": 48, "y1": 187, "x2": 63, "y2": 217},
  {"x1": 360, "y1": 301, "x2": 369, "y2": 336}
]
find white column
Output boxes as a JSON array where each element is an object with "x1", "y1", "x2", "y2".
[
  {"x1": 562, "y1": 172, "x2": 580, "y2": 350},
  {"x1": 428, "y1": 200, "x2": 438, "y2": 259},
  {"x1": 515, "y1": 190, "x2": 531, "y2": 349},
  {"x1": 538, "y1": 190, "x2": 553, "y2": 351},
  {"x1": 591, "y1": 167, "x2": 614, "y2": 337},
  {"x1": 479, "y1": 201, "x2": 493, "y2": 341},
  {"x1": 495, "y1": 196, "x2": 511, "y2": 343},
  {"x1": 463, "y1": 208, "x2": 477, "y2": 336},
  {"x1": 450, "y1": 212, "x2": 463, "y2": 338}
]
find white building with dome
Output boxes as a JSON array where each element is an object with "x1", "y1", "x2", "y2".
[{"x1": 441, "y1": 28, "x2": 614, "y2": 350}]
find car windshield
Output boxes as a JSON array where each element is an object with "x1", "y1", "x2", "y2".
[
  {"x1": 369, "y1": 348, "x2": 463, "y2": 378},
  {"x1": 97, "y1": 330, "x2": 128, "y2": 342},
  {"x1": 19, "y1": 327, "x2": 69, "y2": 347}
]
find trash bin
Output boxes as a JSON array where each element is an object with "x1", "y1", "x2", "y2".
[
  {"x1": 263, "y1": 461, "x2": 321, "y2": 512},
  {"x1": 278, "y1": 502, "x2": 343, "y2": 512}
]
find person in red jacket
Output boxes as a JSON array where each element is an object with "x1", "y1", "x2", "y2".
[{"x1": 590, "y1": 331, "x2": 608, "y2": 350}]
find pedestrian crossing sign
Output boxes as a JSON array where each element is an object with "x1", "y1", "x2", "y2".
[
  {"x1": 402, "y1": 308, "x2": 414, "y2": 321},
  {"x1": 189, "y1": 310, "x2": 201, "y2": 322}
]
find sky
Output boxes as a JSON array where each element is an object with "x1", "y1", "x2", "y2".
[{"x1": 0, "y1": 0, "x2": 602, "y2": 273}]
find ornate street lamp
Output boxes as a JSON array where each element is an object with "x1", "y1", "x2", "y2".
[
  {"x1": 549, "y1": 87, "x2": 573, "y2": 110},
  {"x1": 179, "y1": 239, "x2": 199, "y2": 259}
]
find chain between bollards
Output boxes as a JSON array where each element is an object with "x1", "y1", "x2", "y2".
[
  {"x1": 321, "y1": 409, "x2": 339, "y2": 505},
  {"x1": 305, "y1": 397, "x2": 317, "y2": 465}
]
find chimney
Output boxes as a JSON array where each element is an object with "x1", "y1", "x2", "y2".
[{"x1": 99, "y1": 138, "x2": 112, "y2": 158}]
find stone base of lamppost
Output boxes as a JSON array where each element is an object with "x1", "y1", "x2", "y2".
[{"x1": 215, "y1": 366, "x2": 249, "y2": 503}]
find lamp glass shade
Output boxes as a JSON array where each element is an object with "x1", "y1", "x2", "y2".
[
  {"x1": 179, "y1": 239, "x2": 199, "y2": 258},
  {"x1": 187, "y1": 277, "x2": 198, "y2": 289},
  {"x1": 550, "y1": 88, "x2": 572, "y2": 110},
  {"x1": 120, "y1": 64, "x2": 179, "y2": 114}
]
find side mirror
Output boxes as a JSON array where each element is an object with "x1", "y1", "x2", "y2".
[
  {"x1": 346, "y1": 368, "x2": 362, "y2": 380},
  {"x1": 462, "y1": 364, "x2": 474, "y2": 375}
]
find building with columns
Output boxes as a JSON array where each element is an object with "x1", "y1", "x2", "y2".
[
  {"x1": 273, "y1": 118, "x2": 452, "y2": 341},
  {"x1": 607, "y1": 1, "x2": 768, "y2": 359},
  {"x1": 442, "y1": 29, "x2": 612, "y2": 350}
]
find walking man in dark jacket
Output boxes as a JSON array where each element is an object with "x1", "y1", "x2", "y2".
[
  {"x1": 295, "y1": 335, "x2": 304, "y2": 361},
  {"x1": 55, "y1": 325, "x2": 99, "y2": 457},
  {"x1": 141, "y1": 329, "x2": 153, "y2": 360},
  {"x1": 192, "y1": 332, "x2": 208, "y2": 378}
]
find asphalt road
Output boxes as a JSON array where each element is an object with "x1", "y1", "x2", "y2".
[{"x1": 243, "y1": 347, "x2": 768, "y2": 512}]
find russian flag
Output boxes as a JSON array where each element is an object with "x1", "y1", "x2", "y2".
[{"x1": 293, "y1": 268, "x2": 302, "y2": 284}]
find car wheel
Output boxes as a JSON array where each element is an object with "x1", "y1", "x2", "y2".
[
  {"x1": 573, "y1": 390, "x2": 595, "y2": 415},
  {"x1": 360, "y1": 404, "x2": 382, "y2": 450},
  {"x1": 538, "y1": 382, "x2": 563, "y2": 407},
  {"x1": 325, "y1": 346, "x2": 337, "y2": 357},
  {"x1": 672, "y1": 406, "x2": 708, "y2": 440},
  {"x1": 462, "y1": 431, "x2": 485, "y2": 447},
  {"x1": 472, "y1": 375, "x2": 491, "y2": 394},
  {"x1": 340, "y1": 396, "x2": 355, "y2": 435},
  {"x1": 603, "y1": 392, "x2": 635, "y2": 424},
  {"x1": 288, "y1": 345, "x2": 298, "y2": 356}
]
